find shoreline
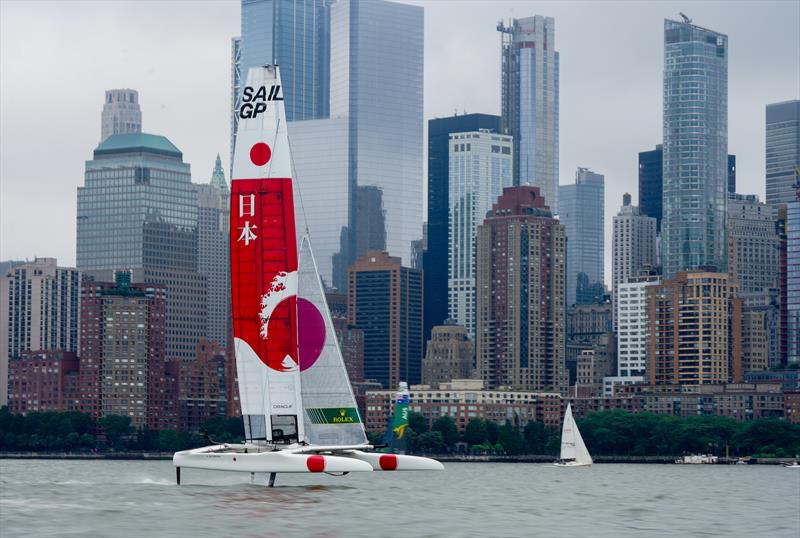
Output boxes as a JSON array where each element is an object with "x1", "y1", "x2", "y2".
[{"x1": 0, "y1": 452, "x2": 795, "y2": 465}]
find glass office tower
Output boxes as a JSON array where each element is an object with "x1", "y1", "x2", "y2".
[
  {"x1": 77, "y1": 133, "x2": 207, "y2": 361},
  {"x1": 558, "y1": 168, "x2": 605, "y2": 306},
  {"x1": 765, "y1": 100, "x2": 800, "y2": 206},
  {"x1": 499, "y1": 15, "x2": 559, "y2": 208},
  {"x1": 662, "y1": 18, "x2": 728, "y2": 278},
  {"x1": 329, "y1": 0, "x2": 424, "y2": 277}
]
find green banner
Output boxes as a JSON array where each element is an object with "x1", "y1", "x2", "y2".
[{"x1": 306, "y1": 407, "x2": 362, "y2": 425}]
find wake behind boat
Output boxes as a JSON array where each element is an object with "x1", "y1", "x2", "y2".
[
  {"x1": 173, "y1": 65, "x2": 442, "y2": 485},
  {"x1": 554, "y1": 403, "x2": 592, "y2": 467}
]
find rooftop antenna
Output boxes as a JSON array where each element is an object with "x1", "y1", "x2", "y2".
[{"x1": 679, "y1": 12, "x2": 691, "y2": 24}]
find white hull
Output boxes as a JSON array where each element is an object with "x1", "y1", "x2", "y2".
[
  {"x1": 173, "y1": 444, "x2": 373, "y2": 474},
  {"x1": 173, "y1": 444, "x2": 444, "y2": 474},
  {"x1": 554, "y1": 461, "x2": 592, "y2": 468}
]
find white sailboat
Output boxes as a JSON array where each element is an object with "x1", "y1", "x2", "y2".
[
  {"x1": 554, "y1": 403, "x2": 592, "y2": 467},
  {"x1": 172, "y1": 65, "x2": 443, "y2": 486}
]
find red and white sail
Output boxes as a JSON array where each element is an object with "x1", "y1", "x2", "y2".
[{"x1": 231, "y1": 65, "x2": 303, "y2": 443}]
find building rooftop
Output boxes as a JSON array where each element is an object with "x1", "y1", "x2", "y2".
[{"x1": 94, "y1": 133, "x2": 182, "y2": 159}]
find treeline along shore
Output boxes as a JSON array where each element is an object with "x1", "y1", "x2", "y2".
[{"x1": 2, "y1": 407, "x2": 799, "y2": 461}]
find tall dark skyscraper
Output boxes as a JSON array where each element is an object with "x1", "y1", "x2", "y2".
[
  {"x1": 424, "y1": 113, "x2": 500, "y2": 342},
  {"x1": 639, "y1": 144, "x2": 736, "y2": 233},
  {"x1": 662, "y1": 18, "x2": 728, "y2": 278}
]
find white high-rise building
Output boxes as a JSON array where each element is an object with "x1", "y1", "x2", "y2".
[
  {"x1": 0, "y1": 258, "x2": 81, "y2": 406},
  {"x1": 100, "y1": 89, "x2": 142, "y2": 143},
  {"x1": 615, "y1": 276, "x2": 660, "y2": 381},
  {"x1": 448, "y1": 130, "x2": 513, "y2": 337}
]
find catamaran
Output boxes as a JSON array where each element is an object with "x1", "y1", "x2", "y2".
[
  {"x1": 173, "y1": 65, "x2": 443, "y2": 486},
  {"x1": 554, "y1": 403, "x2": 592, "y2": 467}
]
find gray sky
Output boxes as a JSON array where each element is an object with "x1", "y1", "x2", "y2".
[{"x1": 1, "y1": 0, "x2": 798, "y2": 284}]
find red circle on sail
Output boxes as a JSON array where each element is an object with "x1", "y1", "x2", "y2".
[
  {"x1": 250, "y1": 142, "x2": 271, "y2": 166},
  {"x1": 379, "y1": 454, "x2": 398, "y2": 471},
  {"x1": 306, "y1": 455, "x2": 325, "y2": 472}
]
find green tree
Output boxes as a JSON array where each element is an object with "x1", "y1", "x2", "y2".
[
  {"x1": 463, "y1": 419, "x2": 488, "y2": 446},
  {"x1": 432, "y1": 415, "x2": 459, "y2": 448},
  {"x1": 100, "y1": 415, "x2": 132, "y2": 450},
  {"x1": 498, "y1": 423, "x2": 524, "y2": 455},
  {"x1": 158, "y1": 430, "x2": 179, "y2": 452},
  {"x1": 485, "y1": 421, "x2": 500, "y2": 445},
  {"x1": 408, "y1": 412, "x2": 428, "y2": 434}
]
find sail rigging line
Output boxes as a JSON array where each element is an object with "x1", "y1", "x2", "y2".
[{"x1": 285, "y1": 120, "x2": 312, "y2": 238}]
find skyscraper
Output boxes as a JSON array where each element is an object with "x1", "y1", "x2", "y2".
[
  {"x1": 78, "y1": 272, "x2": 176, "y2": 430},
  {"x1": 662, "y1": 18, "x2": 728, "y2": 278},
  {"x1": 788, "y1": 182, "x2": 800, "y2": 365},
  {"x1": 0, "y1": 258, "x2": 81, "y2": 406},
  {"x1": 234, "y1": 0, "x2": 331, "y2": 169},
  {"x1": 639, "y1": 144, "x2": 736, "y2": 232},
  {"x1": 499, "y1": 15, "x2": 559, "y2": 208},
  {"x1": 194, "y1": 154, "x2": 230, "y2": 348},
  {"x1": 612, "y1": 193, "x2": 657, "y2": 296},
  {"x1": 77, "y1": 133, "x2": 207, "y2": 362},
  {"x1": 616, "y1": 276, "x2": 660, "y2": 380},
  {"x1": 292, "y1": 0, "x2": 424, "y2": 290},
  {"x1": 765, "y1": 100, "x2": 800, "y2": 206},
  {"x1": 476, "y1": 186, "x2": 566, "y2": 393},
  {"x1": 559, "y1": 167, "x2": 605, "y2": 307},
  {"x1": 448, "y1": 129, "x2": 513, "y2": 338},
  {"x1": 100, "y1": 89, "x2": 142, "y2": 143},
  {"x1": 424, "y1": 113, "x2": 501, "y2": 343},
  {"x1": 347, "y1": 251, "x2": 423, "y2": 389},
  {"x1": 727, "y1": 194, "x2": 780, "y2": 295},
  {"x1": 238, "y1": 0, "x2": 330, "y2": 121},
  {"x1": 647, "y1": 271, "x2": 741, "y2": 385}
]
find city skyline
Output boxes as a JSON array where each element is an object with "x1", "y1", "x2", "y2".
[{"x1": 1, "y1": 1, "x2": 799, "y2": 287}]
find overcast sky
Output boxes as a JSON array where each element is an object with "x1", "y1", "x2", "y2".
[{"x1": 1, "y1": 0, "x2": 798, "y2": 284}]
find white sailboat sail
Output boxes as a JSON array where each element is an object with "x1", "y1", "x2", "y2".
[
  {"x1": 559, "y1": 403, "x2": 592, "y2": 465},
  {"x1": 298, "y1": 236, "x2": 368, "y2": 446}
]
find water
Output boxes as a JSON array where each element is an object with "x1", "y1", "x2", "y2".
[{"x1": 1, "y1": 460, "x2": 798, "y2": 537}]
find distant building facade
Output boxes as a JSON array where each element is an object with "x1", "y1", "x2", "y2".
[
  {"x1": 448, "y1": 130, "x2": 513, "y2": 337},
  {"x1": 639, "y1": 144, "x2": 736, "y2": 233},
  {"x1": 347, "y1": 251, "x2": 423, "y2": 388},
  {"x1": 612, "y1": 193, "x2": 657, "y2": 297},
  {"x1": 727, "y1": 193, "x2": 780, "y2": 295},
  {"x1": 194, "y1": 154, "x2": 230, "y2": 348},
  {"x1": 422, "y1": 324, "x2": 475, "y2": 388},
  {"x1": 178, "y1": 339, "x2": 227, "y2": 432},
  {"x1": 77, "y1": 133, "x2": 207, "y2": 363},
  {"x1": 476, "y1": 186, "x2": 566, "y2": 393},
  {"x1": 289, "y1": 0, "x2": 424, "y2": 290},
  {"x1": 78, "y1": 272, "x2": 176, "y2": 430},
  {"x1": 740, "y1": 289, "x2": 781, "y2": 372},
  {"x1": 0, "y1": 258, "x2": 80, "y2": 406},
  {"x1": 7, "y1": 351, "x2": 79, "y2": 414},
  {"x1": 558, "y1": 168, "x2": 605, "y2": 306},
  {"x1": 425, "y1": 114, "x2": 501, "y2": 343},
  {"x1": 616, "y1": 276, "x2": 660, "y2": 380},
  {"x1": 662, "y1": 19, "x2": 729, "y2": 278},
  {"x1": 765, "y1": 100, "x2": 800, "y2": 206},
  {"x1": 788, "y1": 182, "x2": 800, "y2": 365},
  {"x1": 365, "y1": 380, "x2": 563, "y2": 433},
  {"x1": 326, "y1": 292, "x2": 364, "y2": 384},
  {"x1": 647, "y1": 271, "x2": 741, "y2": 385},
  {"x1": 498, "y1": 15, "x2": 559, "y2": 208},
  {"x1": 101, "y1": 89, "x2": 142, "y2": 143}
]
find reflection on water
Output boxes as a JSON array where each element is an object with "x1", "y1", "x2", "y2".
[{"x1": 1, "y1": 460, "x2": 799, "y2": 538}]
